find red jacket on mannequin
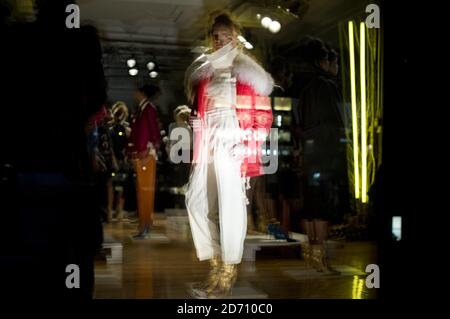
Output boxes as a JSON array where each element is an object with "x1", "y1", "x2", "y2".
[{"x1": 129, "y1": 99, "x2": 161, "y2": 157}]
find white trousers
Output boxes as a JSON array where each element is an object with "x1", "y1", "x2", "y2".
[{"x1": 185, "y1": 108, "x2": 247, "y2": 264}]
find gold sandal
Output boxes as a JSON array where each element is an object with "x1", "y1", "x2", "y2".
[
  {"x1": 207, "y1": 263, "x2": 237, "y2": 298},
  {"x1": 192, "y1": 256, "x2": 222, "y2": 295}
]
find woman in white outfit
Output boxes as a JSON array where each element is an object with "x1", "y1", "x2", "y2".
[{"x1": 184, "y1": 12, "x2": 274, "y2": 298}]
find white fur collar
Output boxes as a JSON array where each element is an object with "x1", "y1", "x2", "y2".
[{"x1": 185, "y1": 50, "x2": 274, "y2": 102}]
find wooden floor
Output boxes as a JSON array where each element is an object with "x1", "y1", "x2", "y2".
[{"x1": 94, "y1": 214, "x2": 378, "y2": 299}]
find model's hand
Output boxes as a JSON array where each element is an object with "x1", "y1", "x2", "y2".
[{"x1": 208, "y1": 43, "x2": 238, "y2": 69}]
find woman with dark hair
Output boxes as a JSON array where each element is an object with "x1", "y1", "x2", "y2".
[
  {"x1": 185, "y1": 12, "x2": 274, "y2": 298},
  {"x1": 299, "y1": 37, "x2": 330, "y2": 71},
  {"x1": 297, "y1": 37, "x2": 345, "y2": 272}
]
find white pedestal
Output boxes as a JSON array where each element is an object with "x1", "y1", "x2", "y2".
[
  {"x1": 187, "y1": 281, "x2": 268, "y2": 299},
  {"x1": 102, "y1": 234, "x2": 123, "y2": 264},
  {"x1": 243, "y1": 238, "x2": 302, "y2": 261}
]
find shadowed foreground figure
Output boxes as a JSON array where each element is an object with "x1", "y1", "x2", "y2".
[{"x1": 1, "y1": 0, "x2": 106, "y2": 300}]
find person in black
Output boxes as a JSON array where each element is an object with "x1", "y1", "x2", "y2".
[
  {"x1": 259, "y1": 56, "x2": 295, "y2": 233},
  {"x1": 108, "y1": 101, "x2": 132, "y2": 220},
  {"x1": 1, "y1": 0, "x2": 107, "y2": 300},
  {"x1": 87, "y1": 106, "x2": 119, "y2": 223},
  {"x1": 296, "y1": 37, "x2": 346, "y2": 271}
]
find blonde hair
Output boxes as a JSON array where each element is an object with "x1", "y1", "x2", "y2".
[
  {"x1": 173, "y1": 105, "x2": 191, "y2": 122},
  {"x1": 111, "y1": 101, "x2": 129, "y2": 122}
]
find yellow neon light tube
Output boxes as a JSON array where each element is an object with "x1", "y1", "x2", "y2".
[
  {"x1": 348, "y1": 21, "x2": 360, "y2": 199},
  {"x1": 360, "y1": 22, "x2": 367, "y2": 203}
]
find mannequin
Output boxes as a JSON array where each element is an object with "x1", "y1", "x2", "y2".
[
  {"x1": 184, "y1": 12, "x2": 273, "y2": 298},
  {"x1": 109, "y1": 101, "x2": 131, "y2": 221},
  {"x1": 129, "y1": 84, "x2": 161, "y2": 239}
]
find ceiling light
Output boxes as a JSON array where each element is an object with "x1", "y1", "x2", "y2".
[
  {"x1": 269, "y1": 20, "x2": 281, "y2": 33},
  {"x1": 261, "y1": 17, "x2": 272, "y2": 28},
  {"x1": 129, "y1": 68, "x2": 138, "y2": 76},
  {"x1": 146, "y1": 61, "x2": 155, "y2": 70},
  {"x1": 127, "y1": 58, "x2": 136, "y2": 68},
  {"x1": 149, "y1": 71, "x2": 158, "y2": 78}
]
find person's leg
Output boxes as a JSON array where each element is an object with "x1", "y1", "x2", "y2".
[
  {"x1": 190, "y1": 109, "x2": 248, "y2": 298},
  {"x1": 206, "y1": 162, "x2": 220, "y2": 253},
  {"x1": 115, "y1": 187, "x2": 125, "y2": 220},
  {"x1": 204, "y1": 111, "x2": 246, "y2": 298},
  {"x1": 246, "y1": 179, "x2": 257, "y2": 233},
  {"x1": 134, "y1": 158, "x2": 153, "y2": 235},
  {"x1": 146, "y1": 156, "x2": 156, "y2": 228},
  {"x1": 123, "y1": 169, "x2": 137, "y2": 215},
  {"x1": 189, "y1": 161, "x2": 223, "y2": 293},
  {"x1": 134, "y1": 160, "x2": 143, "y2": 232},
  {"x1": 106, "y1": 177, "x2": 114, "y2": 222},
  {"x1": 254, "y1": 176, "x2": 269, "y2": 233},
  {"x1": 185, "y1": 131, "x2": 221, "y2": 261},
  {"x1": 214, "y1": 115, "x2": 247, "y2": 265}
]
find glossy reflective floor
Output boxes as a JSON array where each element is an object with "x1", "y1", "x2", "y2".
[{"x1": 94, "y1": 214, "x2": 377, "y2": 299}]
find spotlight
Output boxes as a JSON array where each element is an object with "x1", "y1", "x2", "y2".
[
  {"x1": 269, "y1": 20, "x2": 281, "y2": 33},
  {"x1": 149, "y1": 71, "x2": 158, "y2": 78},
  {"x1": 261, "y1": 17, "x2": 272, "y2": 28},
  {"x1": 256, "y1": 13, "x2": 261, "y2": 19},
  {"x1": 146, "y1": 61, "x2": 155, "y2": 70},
  {"x1": 127, "y1": 58, "x2": 136, "y2": 68},
  {"x1": 129, "y1": 68, "x2": 138, "y2": 76},
  {"x1": 244, "y1": 42, "x2": 253, "y2": 50}
]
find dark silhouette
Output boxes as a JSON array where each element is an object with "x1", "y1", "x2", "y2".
[{"x1": 1, "y1": 0, "x2": 107, "y2": 300}]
